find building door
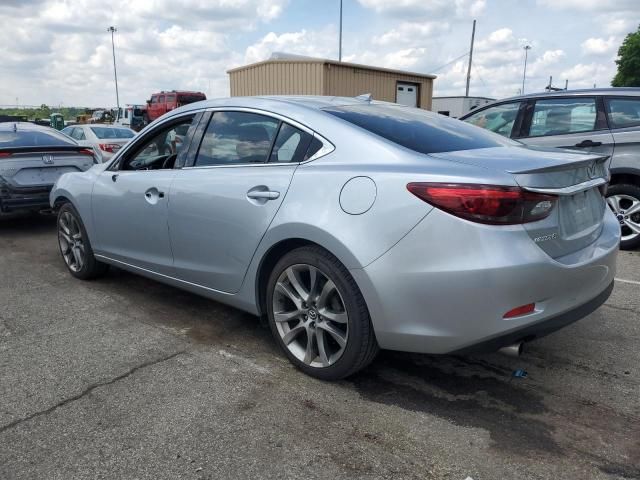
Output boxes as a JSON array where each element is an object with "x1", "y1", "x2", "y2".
[{"x1": 396, "y1": 83, "x2": 418, "y2": 107}]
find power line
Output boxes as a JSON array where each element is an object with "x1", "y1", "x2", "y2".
[{"x1": 427, "y1": 52, "x2": 470, "y2": 74}]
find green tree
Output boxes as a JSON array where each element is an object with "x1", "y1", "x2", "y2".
[{"x1": 612, "y1": 25, "x2": 640, "y2": 87}]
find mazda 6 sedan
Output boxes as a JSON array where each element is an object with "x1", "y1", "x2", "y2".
[{"x1": 50, "y1": 96, "x2": 620, "y2": 380}]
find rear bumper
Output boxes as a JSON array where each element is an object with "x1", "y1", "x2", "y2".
[
  {"x1": 351, "y1": 207, "x2": 620, "y2": 354},
  {"x1": 0, "y1": 183, "x2": 52, "y2": 212}
]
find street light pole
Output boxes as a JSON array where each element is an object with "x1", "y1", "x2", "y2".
[
  {"x1": 522, "y1": 45, "x2": 531, "y2": 95},
  {"x1": 108, "y1": 26, "x2": 120, "y2": 119},
  {"x1": 338, "y1": 0, "x2": 343, "y2": 61}
]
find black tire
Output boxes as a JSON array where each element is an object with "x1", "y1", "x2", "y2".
[
  {"x1": 57, "y1": 203, "x2": 108, "y2": 280},
  {"x1": 606, "y1": 183, "x2": 640, "y2": 250},
  {"x1": 266, "y1": 245, "x2": 379, "y2": 380}
]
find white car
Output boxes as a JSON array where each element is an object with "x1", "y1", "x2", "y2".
[{"x1": 61, "y1": 125, "x2": 136, "y2": 162}]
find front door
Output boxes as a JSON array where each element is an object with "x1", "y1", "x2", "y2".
[
  {"x1": 91, "y1": 115, "x2": 196, "y2": 274},
  {"x1": 518, "y1": 96, "x2": 615, "y2": 158},
  {"x1": 169, "y1": 111, "x2": 316, "y2": 293}
]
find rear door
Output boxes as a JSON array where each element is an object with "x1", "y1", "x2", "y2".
[
  {"x1": 168, "y1": 110, "x2": 316, "y2": 293},
  {"x1": 604, "y1": 96, "x2": 640, "y2": 168},
  {"x1": 518, "y1": 96, "x2": 615, "y2": 158}
]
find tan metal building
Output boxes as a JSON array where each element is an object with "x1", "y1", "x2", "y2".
[{"x1": 227, "y1": 56, "x2": 436, "y2": 110}]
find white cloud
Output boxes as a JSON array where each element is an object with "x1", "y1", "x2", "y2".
[
  {"x1": 357, "y1": 0, "x2": 486, "y2": 18},
  {"x1": 581, "y1": 37, "x2": 617, "y2": 56},
  {"x1": 372, "y1": 22, "x2": 451, "y2": 46},
  {"x1": 244, "y1": 27, "x2": 337, "y2": 64}
]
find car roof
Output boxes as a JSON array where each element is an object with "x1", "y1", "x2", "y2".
[
  {"x1": 0, "y1": 121, "x2": 54, "y2": 132},
  {"x1": 498, "y1": 87, "x2": 640, "y2": 102}
]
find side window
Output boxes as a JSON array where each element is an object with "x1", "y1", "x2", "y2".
[
  {"x1": 464, "y1": 102, "x2": 521, "y2": 137},
  {"x1": 158, "y1": 95, "x2": 165, "y2": 104},
  {"x1": 269, "y1": 123, "x2": 314, "y2": 163},
  {"x1": 151, "y1": 96, "x2": 158, "y2": 104},
  {"x1": 72, "y1": 128, "x2": 85, "y2": 141},
  {"x1": 166, "y1": 94, "x2": 176, "y2": 104},
  {"x1": 120, "y1": 116, "x2": 194, "y2": 171},
  {"x1": 606, "y1": 97, "x2": 640, "y2": 129},
  {"x1": 195, "y1": 111, "x2": 279, "y2": 166},
  {"x1": 528, "y1": 97, "x2": 597, "y2": 137}
]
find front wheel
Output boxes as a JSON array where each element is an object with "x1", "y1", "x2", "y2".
[
  {"x1": 57, "y1": 203, "x2": 108, "y2": 279},
  {"x1": 266, "y1": 246, "x2": 378, "y2": 380},
  {"x1": 606, "y1": 184, "x2": 640, "y2": 250}
]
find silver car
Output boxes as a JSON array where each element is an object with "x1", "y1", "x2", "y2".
[
  {"x1": 61, "y1": 124, "x2": 136, "y2": 163},
  {"x1": 461, "y1": 88, "x2": 640, "y2": 249},
  {"x1": 50, "y1": 96, "x2": 619, "y2": 379}
]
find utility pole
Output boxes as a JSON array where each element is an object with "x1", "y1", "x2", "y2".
[
  {"x1": 522, "y1": 45, "x2": 531, "y2": 94},
  {"x1": 108, "y1": 26, "x2": 120, "y2": 119},
  {"x1": 465, "y1": 19, "x2": 476, "y2": 97},
  {"x1": 338, "y1": 0, "x2": 343, "y2": 61}
]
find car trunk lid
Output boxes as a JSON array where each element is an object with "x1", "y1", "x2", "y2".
[
  {"x1": 430, "y1": 145, "x2": 610, "y2": 259},
  {"x1": 0, "y1": 147, "x2": 95, "y2": 189}
]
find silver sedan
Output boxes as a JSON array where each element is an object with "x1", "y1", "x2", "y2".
[{"x1": 50, "y1": 96, "x2": 619, "y2": 379}]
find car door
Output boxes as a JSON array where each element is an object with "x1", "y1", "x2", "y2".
[
  {"x1": 90, "y1": 114, "x2": 197, "y2": 274},
  {"x1": 604, "y1": 96, "x2": 640, "y2": 169},
  {"x1": 168, "y1": 110, "x2": 318, "y2": 293},
  {"x1": 462, "y1": 101, "x2": 525, "y2": 138},
  {"x1": 518, "y1": 96, "x2": 615, "y2": 158}
]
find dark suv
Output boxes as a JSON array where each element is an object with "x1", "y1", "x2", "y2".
[{"x1": 461, "y1": 88, "x2": 640, "y2": 249}]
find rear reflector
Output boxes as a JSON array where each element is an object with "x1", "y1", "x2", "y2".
[
  {"x1": 407, "y1": 182, "x2": 557, "y2": 225},
  {"x1": 503, "y1": 303, "x2": 536, "y2": 318}
]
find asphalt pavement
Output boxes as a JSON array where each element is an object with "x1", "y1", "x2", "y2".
[{"x1": 1, "y1": 214, "x2": 638, "y2": 480}]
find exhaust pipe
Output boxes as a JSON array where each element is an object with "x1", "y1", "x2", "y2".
[{"x1": 498, "y1": 342, "x2": 523, "y2": 357}]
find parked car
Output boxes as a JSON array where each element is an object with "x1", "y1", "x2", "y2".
[
  {"x1": 50, "y1": 96, "x2": 619, "y2": 380},
  {"x1": 146, "y1": 90, "x2": 206, "y2": 122},
  {"x1": 61, "y1": 124, "x2": 136, "y2": 163},
  {"x1": 0, "y1": 122, "x2": 95, "y2": 215},
  {"x1": 460, "y1": 88, "x2": 640, "y2": 249}
]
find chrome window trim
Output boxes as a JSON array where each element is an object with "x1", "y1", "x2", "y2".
[
  {"x1": 524, "y1": 177, "x2": 607, "y2": 196},
  {"x1": 181, "y1": 106, "x2": 335, "y2": 170}
]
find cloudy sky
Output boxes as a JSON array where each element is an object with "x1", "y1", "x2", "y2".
[{"x1": 1, "y1": 0, "x2": 637, "y2": 108}]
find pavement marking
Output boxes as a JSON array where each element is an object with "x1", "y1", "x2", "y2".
[{"x1": 615, "y1": 277, "x2": 640, "y2": 286}]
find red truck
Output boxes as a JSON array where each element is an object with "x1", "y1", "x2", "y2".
[{"x1": 145, "y1": 90, "x2": 207, "y2": 122}]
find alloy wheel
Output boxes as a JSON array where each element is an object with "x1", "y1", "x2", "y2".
[
  {"x1": 607, "y1": 194, "x2": 640, "y2": 242},
  {"x1": 272, "y1": 264, "x2": 349, "y2": 368},
  {"x1": 58, "y1": 211, "x2": 85, "y2": 273}
]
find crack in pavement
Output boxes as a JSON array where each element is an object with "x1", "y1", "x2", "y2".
[{"x1": 0, "y1": 350, "x2": 187, "y2": 434}]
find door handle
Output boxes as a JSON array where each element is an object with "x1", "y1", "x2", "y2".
[
  {"x1": 574, "y1": 139, "x2": 602, "y2": 148},
  {"x1": 247, "y1": 190, "x2": 280, "y2": 200}
]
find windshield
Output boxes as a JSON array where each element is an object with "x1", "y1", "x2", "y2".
[
  {"x1": 90, "y1": 127, "x2": 135, "y2": 139},
  {"x1": 323, "y1": 103, "x2": 516, "y2": 154}
]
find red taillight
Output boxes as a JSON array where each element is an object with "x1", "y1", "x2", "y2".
[
  {"x1": 0, "y1": 152, "x2": 11, "y2": 158},
  {"x1": 407, "y1": 183, "x2": 557, "y2": 225},
  {"x1": 503, "y1": 303, "x2": 536, "y2": 318},
  {"x1": 79, "y1": 148, "x2": 94, "y2": 156},
  {"x1": 98, "y1": 143, "x2": 120, "y2": 153}
]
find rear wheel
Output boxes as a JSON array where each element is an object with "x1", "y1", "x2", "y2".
[
  {"x1": 57, "y1": 203, "x2": 108, "y2": 279},
  {"x1": 266, "y1": 246, "x2": 378, "y2": 380},
  {"x1": 606, "y1": 184, "x2": 640, "y2": 250}
]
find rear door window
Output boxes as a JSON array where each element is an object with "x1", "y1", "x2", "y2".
[
  {"x1": 72, "y1": 128, "x2": 86, "y2": 141},
  {"x1": 606, "y1": 97, "x2": 640, "y2": 129},
  {"x1": 195, "y1": 111, "x2": 280, "y2": 166},
  {"x1": 526, "y1": 97, "x2": 597, "y2": 137},
  {"x1": 463, "y1": 102, "x2": 521, "y2": 137},
  {"x1": 324, "y1": 104, "x2": 514, "y2": 154},
  {"x1": 269, "y1": 123, "x2": 314, "y2": 163}
]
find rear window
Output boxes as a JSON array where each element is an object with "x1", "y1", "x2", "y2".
[
  {"x1": 178, "y1": 94, "x2": 206, "y2": 104},
  {"x1": 90, "y1": 127, "x2": 135, "y2": 139},
  {"x1": 0, "y1": 127, "x2": 76, "y2": 148},
  {"x1": 323, "y1": 104, "x2": 514, "y2": 154}
]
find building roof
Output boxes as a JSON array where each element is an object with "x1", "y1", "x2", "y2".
[{"x1": 227, "y1": 55, "x2": 437, "y2": 80}]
